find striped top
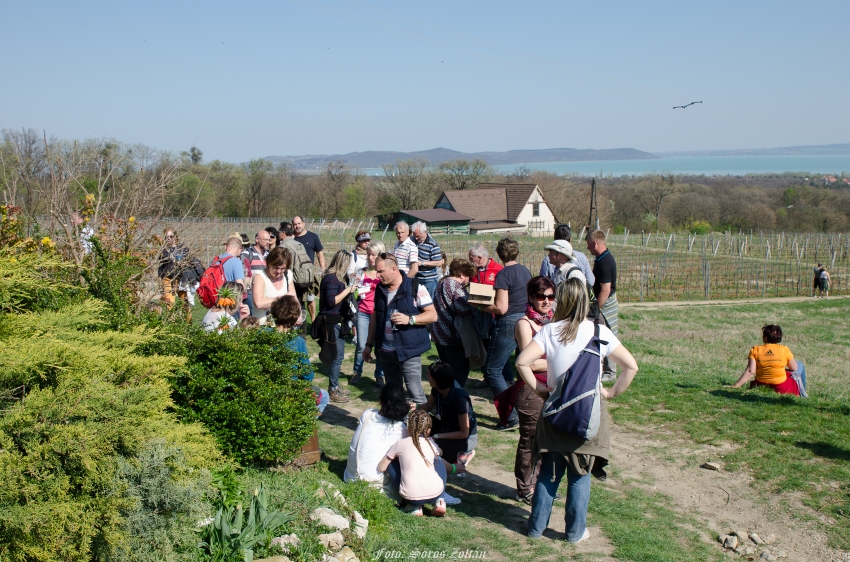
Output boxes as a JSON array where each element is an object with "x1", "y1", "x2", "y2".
[
  {"x1": 393, "y1": 237, "x2": 419, "y2": 274},
  {"x1": 415, "y1": 234, "x2": 442, "y2": 282}
]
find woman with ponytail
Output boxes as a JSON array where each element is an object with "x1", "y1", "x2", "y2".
[{"x1": 377, "y1": 409, "x2": 464, "y2": 516}]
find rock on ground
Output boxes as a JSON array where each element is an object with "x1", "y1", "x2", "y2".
[
  {"x1": 310, "y1": 507, "x2": 350, "y2": 530},
  {"x1": 318, "y1": 531, "x2": 345, "y2": 551},
  {"x1": 271, "y1": 533, "x2": 300, "y2": 553},
  {"x1": 352, "y1": 511, "x2": 368, "y2": 539}
]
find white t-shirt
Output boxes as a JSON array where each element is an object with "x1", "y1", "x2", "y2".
[
  {"x1": 393, "y1": 237, "x2": 419, "y2": 274},
  {"x1": 533, "y1": 320, "x2": 620, "y2": 390},
  {"x1": 202, "y1": 309, "x2": 238, "y2": 333},
  {"x1": 347, "y1": 251, "x2": 369, "y2": 279},
  {"x1": 554, "y1": 263, "x2": 587, "y2": 286},
  {"x1": 343, "y1": 409, "x2": 408, "y2": 485},
  {"x1": 382, "y1": 283, "x2": 433, "y2": 352}
]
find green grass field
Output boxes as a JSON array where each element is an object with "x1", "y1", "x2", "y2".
[{"x1": 191, "y1": 296, "x2": 850, "y2": 560}]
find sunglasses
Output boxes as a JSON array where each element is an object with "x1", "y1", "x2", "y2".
[
  {"x1": 534, "y1": 293, "x2": 556, "y2": 302},
  {"x1": 378, "y1": 252, "x2": 398, "y2": 263}
]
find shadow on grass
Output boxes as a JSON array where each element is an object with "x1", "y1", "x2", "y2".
[
  {"x1": 445, "y1": 473, "x2": 535, "y2": 535},
  {"x1": 709, "y1": 389, "x2": 800, "y2": 406},
  {"x1": 795, "y1": 441, "x2": 850, "y2": 462},
  {"x1": 321, "y1": 404, "x2": 360, "y2": 431}
]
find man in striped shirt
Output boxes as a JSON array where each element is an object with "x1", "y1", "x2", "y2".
[
  {"x1": 392, "y1": 221, "x2": 419, "y2": 278},
  {"x1": 411, "y1": 221, "x2": 444, "y2": 299},
  {"x1": 241, "y1": 230, "x2": 271, "y2": 315}
]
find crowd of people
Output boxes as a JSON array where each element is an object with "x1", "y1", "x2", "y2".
[{"x1": 154, "y1": 216, "x2": 812, "y2": 541}]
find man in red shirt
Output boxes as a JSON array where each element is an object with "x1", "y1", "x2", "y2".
[
  {"x1": 467, "y1": 242, "x2": 506, "y2": 389},
  {"x1": 468, "y1": 242, "x2": 502, "y2": 285}
]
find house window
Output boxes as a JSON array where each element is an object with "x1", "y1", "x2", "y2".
[{"x1": 532, "y1": 202, "x2": 540, "y2": 217}]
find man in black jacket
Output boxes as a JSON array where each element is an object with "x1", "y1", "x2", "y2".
[{"x1": 363, "y1": 254, "x2": 437, "y2": 402}]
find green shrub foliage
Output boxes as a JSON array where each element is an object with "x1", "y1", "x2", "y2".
[
  {"x1": 167, "y1": 328, "x2": 318, "y2": 465},
  {"x1": 0, "y1": 254, "x2": 222, "y2": 561}
]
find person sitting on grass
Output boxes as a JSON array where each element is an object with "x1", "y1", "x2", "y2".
[
  {"x1": 730, "y1": 324, "x2": 807, "y2": 397},
  {"x1": 343, "y1": 382, "x2": 409, "y2": 498},
  {"x1": 270, "y1": 295, "x2": 329, "y2": 413},
  {"x1": 417, "y1": 362, "x2": 477, "y2": 467},
  {"x1": 377, "y1": 410, "x2": 465, "y2": 517}
]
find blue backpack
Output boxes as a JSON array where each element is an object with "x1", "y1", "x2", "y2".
[{"x1": 541, "y1": 324, "x2": 607, "y2": 441}]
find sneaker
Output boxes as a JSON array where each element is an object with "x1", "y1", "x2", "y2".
[
  {"x1": 408, "y1": 506, "x2": 424, "y2": 516},
  {"x1": 457, "y1": 450, "x2": 476, "y2": 469},
  {"x1": 432, "y1": 498, "x2": 446, "y2": 517},
  {"x1": 568, "y1": 528, "x2": 590, "y2": 544},
  {"x1": 375, "y1": 376, "x2": 386, "y2": 389},
  {"x1": 515, "y1": 492, "x2": 533, "y2": 505},
  {"x1": 496, "y1": 420, "x2": 519, "y2": 431},
  {"x1": 473, "y1": 380, "x2": 489, "y2": 389},
  {"x1": 349, "y1": 373, "x2": 362, "y2": 385},
  {"x1": 442, "y1": 492, "x2": 462, "y2": 506},
  {"x1": 601, "y1": 371, "x2": 617, "y2": 383},
  {"x1": 328, "y1": 389, "x2": 350, "y2": 403}
]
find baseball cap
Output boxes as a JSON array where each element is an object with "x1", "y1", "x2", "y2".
[{"x1": 544, "y1": 239, "x2": 575, "y2": 260}]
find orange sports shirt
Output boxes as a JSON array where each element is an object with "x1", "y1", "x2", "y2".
[{"x1": 749, "y1": 343, "x2": 794, "y2": 385}]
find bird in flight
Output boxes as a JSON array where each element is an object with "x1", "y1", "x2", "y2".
[{"x1": 673, "y1": 101, "x2": 702, "y2": 109}]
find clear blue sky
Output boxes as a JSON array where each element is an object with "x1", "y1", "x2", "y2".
[{"x1": 2, "y1": 0, "x2": 848, "y2": 162}]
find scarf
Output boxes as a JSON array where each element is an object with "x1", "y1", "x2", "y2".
[{"x1": 524, "y1": 302, "x2": 553, "y2": 326}]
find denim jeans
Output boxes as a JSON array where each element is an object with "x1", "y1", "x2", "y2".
[
  {"x1": 379, "y1": 349, "x2": 426, "y2": 404},
  {"x1": 436, "y1": 344, "x2": 470, "y2": 388},
  {"x1": 795, "y1": 361, "x2": 807, "y2": 391},
  {"x1": 328, "y1": 323, "x2": 345, "y2": 391},
  {"x1": 484, "y1": 313, "x2": 523, "y2": 422},
  {"x1": 528, "y1": 451, "x2": 591, "y2": 542},
  {"x1": 386, "y1": 457, "x2": 448, "y2": 507},
  {"x1": 419, "y1": 277, "x2": 438, "y2": 301},
  {"x1": 354, "y1": 311, "x2": 384, "y2": 378}
]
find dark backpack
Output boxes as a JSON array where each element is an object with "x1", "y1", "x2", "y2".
[
  {"x1": 541, "y1": 324, "x2": 607, "y2": 440},
  {"x1": 197, "y1": 255, "x2": 235, "y2": 308}
]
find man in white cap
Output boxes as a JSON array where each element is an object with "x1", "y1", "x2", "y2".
[{"x1": 544, "y1": 239, "x2": 587, "y2": 286}]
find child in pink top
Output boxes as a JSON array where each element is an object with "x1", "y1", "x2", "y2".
[{"x1": 378, "y1": 410, "x2": 464, "y2": 516}]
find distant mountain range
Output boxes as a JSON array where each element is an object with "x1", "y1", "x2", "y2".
[
  {"x1": 656, "y1": 143, "x2": 850, "y2": 157},
  {"x1": 264, "y1": 147, "x2": 657, "y2": 170}
]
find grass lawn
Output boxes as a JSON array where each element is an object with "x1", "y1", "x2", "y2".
[{"x1": 189, "y1": 297, "x2": 850, "y2": 560}]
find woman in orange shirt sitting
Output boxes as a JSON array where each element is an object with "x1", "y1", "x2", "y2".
[{"x1": 731, "y1": 325, "x2": 807, "y2": 397}]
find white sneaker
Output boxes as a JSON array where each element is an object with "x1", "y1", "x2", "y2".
[
  {"x1": 442, "y1": 492, "x2": 462, "y2": 506},
  {"x1": 569, "y1": 528, "x2": 590, "y2": 544},
  {"x1": 601, "y1": 372, "x2": 617, "y2": 383}
]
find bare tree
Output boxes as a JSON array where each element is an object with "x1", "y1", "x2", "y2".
[
  {"x1": 636, "y1": 173, "x2": 678, "y2": 227},
  {"x1": 1, "y1": 128, "x2": 51, "y2": 212},
  {"x1": 243, "y1": 158, "x2": 274, "y2": 217},
  {"x1": 381, "y1": 158, "x2": 435, "y2": 211},
  {"x1": 438, "y1": 158, "x2": 492, "y2": 191}
]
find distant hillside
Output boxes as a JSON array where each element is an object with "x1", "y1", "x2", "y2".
[
  {"x1": 656, "y1": 143, "x2": 850, "y2": 157},
  {"x1": 265, "y1": 147, "x2": 657, "y2": 170}
]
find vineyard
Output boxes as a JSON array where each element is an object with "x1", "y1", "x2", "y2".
[{"x1": 161, "y1": 217, "x2": 847, "y2": 302}]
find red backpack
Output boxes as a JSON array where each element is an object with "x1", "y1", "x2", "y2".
[{"x1": 197, "y1": 255, "x2": 235, "y2": 308}]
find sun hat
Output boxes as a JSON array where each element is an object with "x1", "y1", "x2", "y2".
[{"x1": 544, "y1": 239, "x2": 575, "y2": 260}]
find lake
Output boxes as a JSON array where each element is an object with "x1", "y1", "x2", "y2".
[{"x1": 362, "y1": 154, "x2": 850, "y2": 177}]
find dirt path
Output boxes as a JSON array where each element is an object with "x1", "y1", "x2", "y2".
[
  {"x1": 322, "y1": 398, "x2": 848, "y2": 561},
  {"x1": 620, "y1": 295, "x2": 847, "y2": 310}
]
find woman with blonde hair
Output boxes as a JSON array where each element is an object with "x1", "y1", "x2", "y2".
[
  {"x1": 318, "y1": 250, "x2": 355, "y2": 402},
  {"x1": 516, "y1": 277, "x2": 638, "y2": 543},
  {"x1": 351, "y1": 240, "x2": 386, "y2": 386},
  {"x1": 251, "y1": 246, "x2": 297, "y2": 323}
]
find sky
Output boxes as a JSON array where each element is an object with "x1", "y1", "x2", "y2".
[{"x1": 2, "y1": 0, "x2": 848, "y2": 162}]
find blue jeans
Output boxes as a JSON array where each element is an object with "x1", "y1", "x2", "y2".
[
  {"x1": 386, "y1": 457, "x2": 448, "y2": 506},
  {"x1": 436, "y1": 344, "x2": 470, "y2": 388},
  {"x1": 484, "y1": 313, "x2": 523, "y2": 422},
  {"x1": 329, "y1": 323, "x2": 345, "y2": 391},
  {"x1": 379, "y1": 349, "x2": 426, "y2": 404},
  {"x1": 354, "y1": 311, "x2": 384, "y2": 378},
  {"x1": 795, "y1": 361, "x2": 807, "y2": 391},
  {"x1": 419, "y1": 277, "x2": 438, "y2": 300},
  {"x1": 528, "y1": 451, "x2": 592, "y2": 542}
]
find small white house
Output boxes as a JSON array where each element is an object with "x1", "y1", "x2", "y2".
[{"x1": 434, "y1": 183, "x2": 556, "y2": 235}]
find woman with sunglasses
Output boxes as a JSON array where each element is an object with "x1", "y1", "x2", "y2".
[
  {"x1": 158, "y1": 228, "x2": 194, "y2": 309},
  {"x1": 503, "y1": 276, "x2": 557, "y2": 504},
  {"x1": 351, "y1": 240, "x2": 386, "y2": 386},
  {"x1": 251, "y1": 247, "x2": 297, "y2": 323}
]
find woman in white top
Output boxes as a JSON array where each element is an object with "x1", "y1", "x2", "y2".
[
  {"x1": 251, "y1": 247, "x2": 297, "y2": 322},
  {"x1": 516, "y1": 277, "x2": 638, "y2": 543},
  {"x1": 343, "y1": 382, "x2": 409, "y2": 498}
]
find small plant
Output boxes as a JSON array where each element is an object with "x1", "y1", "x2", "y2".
[{"x1": 198, "y1": 484, "x2": 294, "y2": 562}]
